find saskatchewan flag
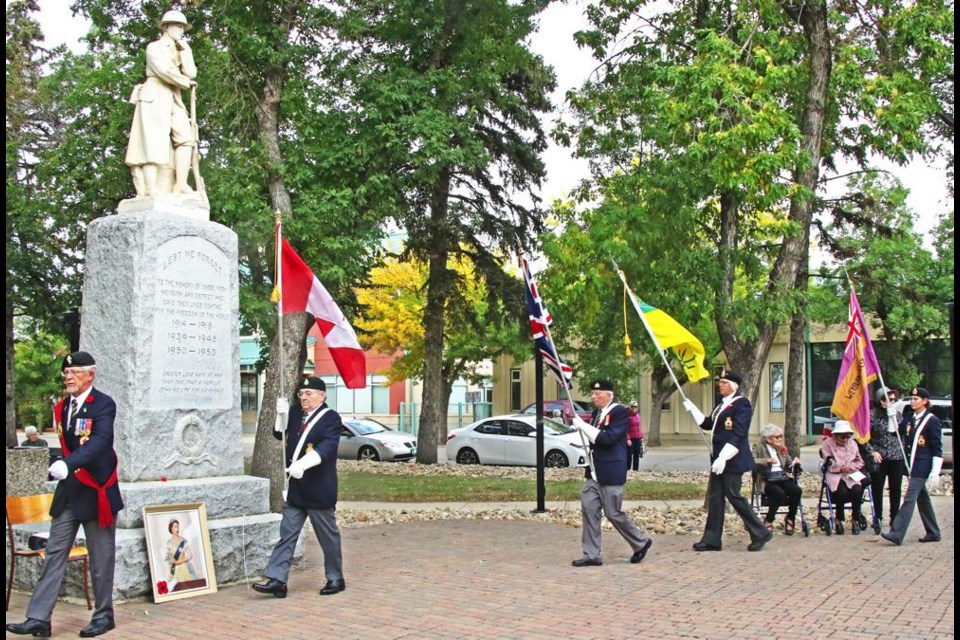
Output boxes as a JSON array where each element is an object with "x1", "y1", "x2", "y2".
[{"x1": 622, "y1": 284, "x2": 711, "y2": 383}]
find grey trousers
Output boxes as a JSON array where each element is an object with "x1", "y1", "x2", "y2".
[
  {"x1": 580, "y1": 479, "x2": 648, "y2": 560},
  {"x1": 264, "y1": 502, "x2": 343, "y2": 583},
  {"x1": 26, "y1": 506, "x2": 115, "y2": 623},
  {"x1": 701, "y1": 472, "x2": 768, "y2": 547},
  {"x1": 888, "y1": 476, "x2": 941, "y2": 542}
]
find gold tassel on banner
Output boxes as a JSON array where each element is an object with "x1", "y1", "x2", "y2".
[
  {"x1": 623, "y1": 285, "x2": 632, "y2": 357},
  {"x1": 270, "y1": 286, "x2": 280, "y2": 303}
]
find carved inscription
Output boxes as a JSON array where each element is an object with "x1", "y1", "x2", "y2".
[{"x1": 150, "y1": 237, "x2": 232, "y2": 409}]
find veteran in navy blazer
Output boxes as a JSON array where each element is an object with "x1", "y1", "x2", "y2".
[
  {"x1": 683, "y1": 370, "x2": 771, "y2": 552},
  {"x1": 570, "y1": 380, "x2": 653, "y2": 567},
  {"x1": 882, "y1": 387, "x2": 943, "y2": 545},
  {"x1": 8, "y1": 351, "x2": 123, "y2": 638},
  {"x1": 253, "y1": 376, "x2": 346, "y2": 598}
]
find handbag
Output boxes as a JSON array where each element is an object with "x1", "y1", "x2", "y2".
[{"x1": 765, "y1": 470, "x2": 788, "y2": 483}]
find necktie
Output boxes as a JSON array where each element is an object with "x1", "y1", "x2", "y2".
[{"x1": 70, "y1": 398, "x2": 79, "y2": 422}]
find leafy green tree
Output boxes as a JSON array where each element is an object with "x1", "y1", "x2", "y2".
[
  {"x1": 356, "y1": 253, "x2": 528, "y2": 438},
  {"x1": 553, "y1": 0, "x2": 952, "y2": 446},
  {"x1": 14, "y1": 323, "x2": 68, "y2": 431},
  {"x1": 333, "y1": 0, "x2": 556, "y2": 462}
]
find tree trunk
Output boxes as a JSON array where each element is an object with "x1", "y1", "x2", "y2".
[
  {"x1": 417, "y1": 173, "x2": 453, "y2": 464},
  {"x1": 648, "y1": 366, "x2": 671, "y2": 447},
  {"x1": 5, "y1": 301, "x2": 16, "y2": 447},
  {"x1": 250, "y1": 12, "x2": 299, "y2": 510},
  {"x1": 785, "y1": 226, "x2": 811, "y2": 457}
]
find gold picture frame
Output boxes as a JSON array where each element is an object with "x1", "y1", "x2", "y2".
[{"x1": 142, "y1": 502, "x2": 218, "y2": 603}]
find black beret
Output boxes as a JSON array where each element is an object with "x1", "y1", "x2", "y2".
[
  {"x1": 718, "y1": 369, "x2": 742, "y2": 385},
  {"x1": 62, "y1": 351, "x2": 96, "y2": 370},
  {"x1": 299, "y1": 376, "x2": 326, "y2": 391},
  {"x1": 590, "y1": 379, "x2": 614, "y2": 392},
  {"x1": 911, "y1": 387, "x2": 929, "y2": 399}
]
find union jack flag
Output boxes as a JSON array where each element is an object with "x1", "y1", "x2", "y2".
[{"x1": 521, "y1": 257, "x2": 573, "y2": 389}]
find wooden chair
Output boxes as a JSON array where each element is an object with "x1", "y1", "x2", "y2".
[{"x1": 6, "y1": 494, "x2": 92, "y2": 611}]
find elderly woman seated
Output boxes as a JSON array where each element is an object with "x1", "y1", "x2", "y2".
[
  {"x1": 753, "y1": 424, "x2": 803, "y2": 535},
  {"x1": 820, "y1": 420, "x2": 868, "y2": 535}
]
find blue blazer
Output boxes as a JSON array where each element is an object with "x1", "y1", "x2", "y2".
[
  {"x1": 585, "y1": 403, "x2": 630, "y2": 486},
  {"x1": 900, "y1": 410, "x2": 943, "y2": 479},
  {"x1": 698, "y1": 394, "x2": 756, "y2": 474},
  {"x1": 51, "y1": 387, "x2": 124, "y2": 522},
  {"x1": 274, "y1": 403, "x2": 342, "y2": 510}
]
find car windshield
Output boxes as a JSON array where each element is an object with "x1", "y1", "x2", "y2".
[
  {"x1": 542, "y1": 418, "x2": 574, "y2": 435},
  {"x1": 346, "y1": 419, "x2": 388, "y2": 435}
]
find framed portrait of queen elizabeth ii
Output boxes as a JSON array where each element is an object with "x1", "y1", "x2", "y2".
[{"x1": 143, "y1": 502, "x2": 218, "y2": 603}]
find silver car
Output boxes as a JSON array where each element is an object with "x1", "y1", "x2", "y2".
[
  {"x1": 339, "y1": 417, "x2": 417, "y2": 462},
  {"x1": 445, "y1": 414, "x2": 588, "y2": 468}
]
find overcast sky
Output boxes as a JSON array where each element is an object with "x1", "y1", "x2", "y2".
[{"x1": 30, "y1": 0, "x2": 950, "y2": 239}]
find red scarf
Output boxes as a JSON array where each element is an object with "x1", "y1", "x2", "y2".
[{"x1": 54, "y1": 397, "x2": 119, "y2": 527}]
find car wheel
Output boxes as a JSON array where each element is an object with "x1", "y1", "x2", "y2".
[
  {"x1": 357, "y1": 446, "x2": 380, "y2": 462},
  {"x1": 456, "y1": 448, "x2": 480, "y2": 465},
  {"x1": 544, "y1": 450, "x2": 569, "y2": 468}
]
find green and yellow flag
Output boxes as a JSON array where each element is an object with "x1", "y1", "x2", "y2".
[{"x1": 616, "y1": 268, "x2": 710, "y2": 383}]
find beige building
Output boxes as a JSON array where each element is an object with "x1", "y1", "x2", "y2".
[{"x1": 492, "y1": 321, "x2": 854, "y2": 444}]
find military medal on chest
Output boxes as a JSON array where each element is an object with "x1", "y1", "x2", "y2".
[{"x1": 724, "y1": 417, "x2": 733, "y2": 430}]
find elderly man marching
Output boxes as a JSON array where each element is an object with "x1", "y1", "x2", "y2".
[
  {"x1": 881, "y1": 387, "x2": 943, "y2": 546},
  {"x1": 683, "y1": 370, "x2": 772, "y2": 552},
  {"x1": 252, "y1": 376, "x2": 346, "y2": 597},
  {"x1": 570, "y1": 380, "x2": 653, "y2": 567}
]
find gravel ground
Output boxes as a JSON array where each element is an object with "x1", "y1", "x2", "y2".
[{"x1": 336, "y1": 460, "x2": 954, "y2": 539}]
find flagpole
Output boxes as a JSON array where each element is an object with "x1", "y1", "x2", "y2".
[
  {"x1": 275, "y1": 211, "x2": 288, "y2": 493},
  {"x1": 612, "y1": 261, "x2": 712, "y2": 456},
  {"x1": 520, "y1": 256, "x2": 595, "y2": 477},
  {"x1": 541, "y1": 321, "x2": 596, "y2": 478}
]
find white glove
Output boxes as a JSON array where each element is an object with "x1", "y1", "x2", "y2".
[
  {"x1": 926, "y1": 456, "x2": 943, "y2": 492},
  {"x1": 276, "y1": 398, "x2": 290, "y2": 416},
  {"x1": 572, "y1": 417, "x2": 600, "y2": 443},
  {"x1": 683, "y1": 400, "x2": 705, "y2": 424},
  {"x1": 287, "y1": 449, "x2": 322, "y2": 479},
  {"x1": 286, "y1": 460, "x2": 304, "y2": 479},
  {"x1": 274, "y1": 398, "x2": 290, "y2": 434},
  {"x1": 49, "y1": 460, "x2": 69, "y2": 480},
  {"x1": 711, "y1": 443, "x2": 738, "y2": 475},
  {"x1": 886, "y1": 405, "x2": 897, "y2": 418}
]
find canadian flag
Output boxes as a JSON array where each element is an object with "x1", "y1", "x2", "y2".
[{"x1": 278, "y1": 236, "x2": 366, "y2": 389}]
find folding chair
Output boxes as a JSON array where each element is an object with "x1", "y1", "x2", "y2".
[{"x1": 6, "y1": 493, "x2": 92, "y2": 611}]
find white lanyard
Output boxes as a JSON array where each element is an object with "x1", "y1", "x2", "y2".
[{"x1": 908, "y1": 411, "x2": 933, "y2": 470}]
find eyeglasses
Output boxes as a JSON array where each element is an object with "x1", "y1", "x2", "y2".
[
  {"x1": 887, "y1": 396, "x2": 897, "y2": 401},
  {"x1": 834, "y1": 434, "x2": 851, "y2": 439},
  {"x1": 770, "y1": 435, "x2": 783, "y2": 440}
]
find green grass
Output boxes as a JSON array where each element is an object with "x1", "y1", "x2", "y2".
[{"x1": 338, "y1": 471, "x2": 706, "y2": 502}]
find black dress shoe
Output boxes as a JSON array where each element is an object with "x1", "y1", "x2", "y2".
[
  {"x1": 919, "y1": 534, "x2": 941, "y2": 543},
  {"x1": 880, "y1": 531, "x2": 902, "y2": 546},
  {"x1": 630, "y1": 539, "x2": 653, "y2": 564},
  {"x1": 252, "y1": 578, "x2": 288, "y2": 598},
  {"x1": 692, "y1": 541, "x2": 721, "y2": 552},
  {"x1": 851, "y1": 521, "x2": 861, "y2": 535},
  {"x1": 748, "y1": 531, "x2": 773, "y2": 552},
  {"x1": 319, "y1": 578, "x2": 346, "y2": 595},
  {"x1": 5, "y1": 618, "x2": 51, "y2": 637},
  {"x1": 79, "y1": 618, "x2": 115, "y2": 637},
  {"x1": 834, "y1": 522, "x2": 844, "y2": 535},
  {"x1": 571, "y1": 557, "x2": 603, "y2": 567}
]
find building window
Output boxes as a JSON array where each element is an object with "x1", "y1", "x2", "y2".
[
  {"x1": 240, "y1": 374, "x2": 258, "y2": 412},
  {"x1": 510, "y1": 369, "x2": 522, "y2": 412},
  {"x1": 769, "y1": 363, "x2": 784, "y2": 412},
  {"x1": 322, "y1": 375, "x2": 389, "y2": 414}
]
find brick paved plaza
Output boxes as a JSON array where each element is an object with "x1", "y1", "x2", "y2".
[{"x1": 7, "y1": 497, "x2": 953, "y2": 639}]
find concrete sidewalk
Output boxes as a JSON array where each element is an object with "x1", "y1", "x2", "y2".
[{"x1": 7, "y1": 497, "x2": 953, "y2": 640}]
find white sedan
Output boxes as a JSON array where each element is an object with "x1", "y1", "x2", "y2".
[
  {"x1": 339, "y1": 417, "x2": 417, "y2": 462},
  {"x1": 445, "y1": 414, "x2": 589, "y2": 468}
]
